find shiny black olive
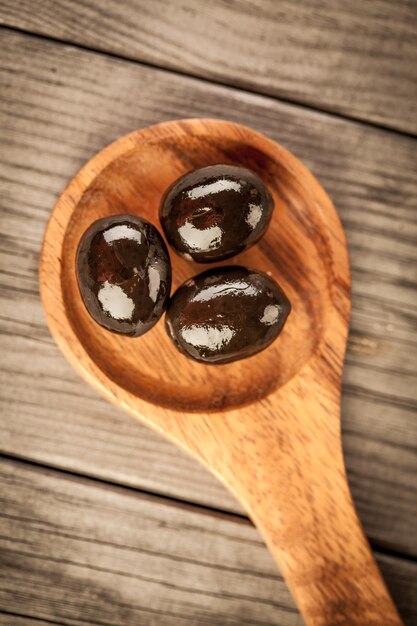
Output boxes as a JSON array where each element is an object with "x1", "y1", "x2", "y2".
[
  {"x1": 165, "y1": 266, "x2": 290, "y2": 364},
  {"x1": 76, "y1": 215, "x2": 171, "y2": 336},
  {"x1": 159, "y1": 165, "x2": 274, "y2": 263}
]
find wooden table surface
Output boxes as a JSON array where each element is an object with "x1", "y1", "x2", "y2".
[{"x1": 0, "y1": 2, "x2": 416, "y2": 624}]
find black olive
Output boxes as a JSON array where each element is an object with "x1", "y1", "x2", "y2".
[
  {"x1": 165, "y1": 266, "x2": 290, "y2": 364},
  {"x1": 159, "y1": 165, "x2": 274, "y2": 263},
  {"x1": 76, "y1": 215, "x2": 171, "y2": 336}
]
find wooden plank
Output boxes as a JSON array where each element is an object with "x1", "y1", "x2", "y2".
[
  {"x1": 1, "y1": 458, "x2": 417, "y2": 625},
  {"x1": 0, "y1": 458, "x2": 299, "y2": 626},
  {"x1": 0, "y1": 29, "x2": 416, "y2": 554},
  {"x1": 0, "y1": 0, "x2": 416, "y2": 134},
  {"x1": 0, "y1": 617, "x2": 63, "y2": 626}
]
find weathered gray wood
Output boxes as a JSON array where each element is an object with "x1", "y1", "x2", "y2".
[
  {"x1": 1, "y1": 458, "x2": 417, "y2": 626},
  {"x1": 0, "y1": 613, "x2": 66, "y2": 626},
  {"x1": 0, "y1": 30, "x2": 416, "y2": 556},
  {"x1": 0, "y1": 617, "x2": 63, "y2": 625},
  {"x1": 0, "y1": 0, "x2": 416, "y2": 134},
  {"x1": 0, "y1": 458, "x2": 299, "y2": 626}
]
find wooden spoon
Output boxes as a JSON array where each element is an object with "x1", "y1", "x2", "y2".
[{"x1": 40, "y1": 119, "x2": 403, "y2": 626}]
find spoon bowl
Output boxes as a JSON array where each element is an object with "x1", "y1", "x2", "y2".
[
  {"x1": 40, "y1": 119, "x2": 402, "y2": 626},
  {"x1": 55, "y1": 121, "x2": 327, "y2": 411}
]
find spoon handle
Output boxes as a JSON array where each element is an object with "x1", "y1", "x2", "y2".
[
  {"x1": 197, "y1": 380, "x2": 404, "y2": 626},
  {"x1": 250, "y1": 457, "x2": 403, "y2": 626}
]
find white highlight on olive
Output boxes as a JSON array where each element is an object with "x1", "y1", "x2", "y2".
[
  {"x1": 103, "y1": 224, "x2": 142, "y2": 245},
  {"x1": 260, "y1": 304, "x2": 279, "y2": 325},
  {"x1": 181, "y1": 324, "x2": 235, "y2": 351},
  {"x1": 148, "y1": 265, "x2": 161, "y2": 303},
  {"x1": 246, "y1": 203, "x2": 263, "y2": 229},
  {"x1": 191, "y1": 280, "x2": 259, "y2": 303},
  {"x1": 186, "y1": 178, "x2": 242, "y2": 200},
  {"x1": 178, "y1": 221, "x2": 222, "y2": 251},
  {"x1": 97, "y1": 281, "x2": 135, "y2": 320}
]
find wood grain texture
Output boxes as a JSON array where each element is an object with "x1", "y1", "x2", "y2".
[
  {"x1": 0, "y1": 617, "x2": 64, "y2": 625},
  {"x1": 0, "y1": 28, "x2": 416, "y2": 561},
  {"x1": 0, "y1": 0, "x2": 416, "y2": 134},
  {"x1": 1, "y1": 458, "x2": 417, "y2": 626}
]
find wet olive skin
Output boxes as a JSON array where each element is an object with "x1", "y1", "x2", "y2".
[
  {"x1": 159, "y1": 165, "x2": 274, "y2": 263},
  {"x1": 76, "y1": 215, "x2": 171, "y2": 337},
  {"x1": 165, "y1": 266, "x2": 291, "y2": 364}
]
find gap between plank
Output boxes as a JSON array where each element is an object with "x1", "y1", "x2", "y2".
[
  {"x1": 0, "y1": 609, "x2": 123, "y2": 626},
  {"x1": 0, "y1": 610, "x2": 69, "y2": 626},
  {"x1": 1, "y1": 23, "x2": 416, "y2": 142},
  {"x1": 1, "y1": 451, "x2": 416, "y2": 565}
]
